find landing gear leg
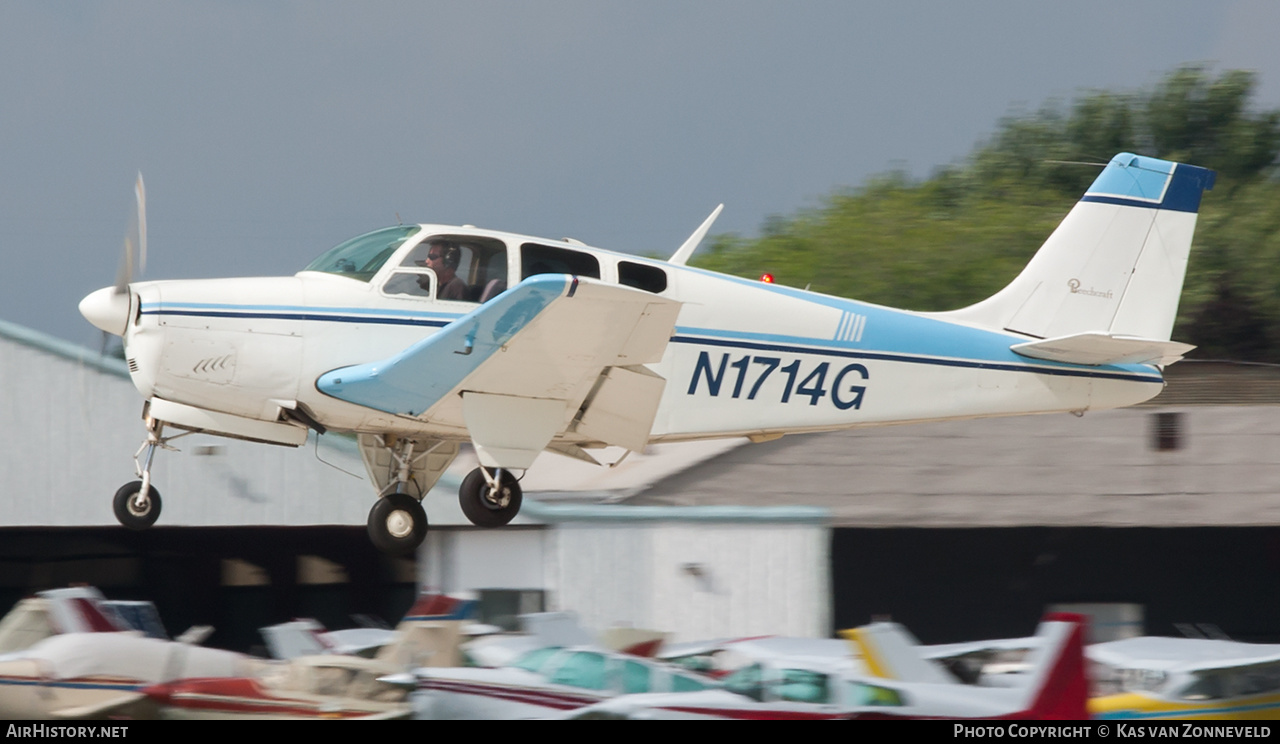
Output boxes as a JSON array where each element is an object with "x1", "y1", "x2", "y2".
[
  {"x1": 459, "y1": 467, "x2": 523, "y2": 528},
  {"x1": 113, "y1": 417, "x2": 178, "y2": 530},
  {"x1": 366, "y1": 438, "x2": 431, "y2": 556}
]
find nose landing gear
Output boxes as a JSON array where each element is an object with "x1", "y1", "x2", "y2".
[
  {"x1": 113, "y1": 480, "x2": 161, "y2": 530},
  {"x1": 112, "y1": 416, "x2": 188, "y2": 530}
]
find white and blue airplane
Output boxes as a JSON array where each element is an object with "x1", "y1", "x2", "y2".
[{"x1": 80, "y1": 153, "x2": 1215, "y2": 554}]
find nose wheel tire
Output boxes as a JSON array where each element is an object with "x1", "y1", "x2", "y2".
[
  {"x1": 367, "y1": 494, "x2": 428, "y2": 556},
  {"x1": 459, "y1": 468, "x2": 523, "y2": 528},
  {"x1": 113, "y1": 480, "x2": 162, "y2": 530}
]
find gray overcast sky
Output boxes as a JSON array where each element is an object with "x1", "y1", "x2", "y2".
[{"x1": 6, "y1": 1, "x2": 1280, "y2": 346}]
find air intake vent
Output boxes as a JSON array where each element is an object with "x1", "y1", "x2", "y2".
[{"x1": 127, "y1": 358, "x2": 139, "y2": 373}]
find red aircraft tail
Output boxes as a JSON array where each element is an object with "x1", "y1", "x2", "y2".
[{"x1": 1010, "y1": 612, "x2": 1089, "y2": 720}]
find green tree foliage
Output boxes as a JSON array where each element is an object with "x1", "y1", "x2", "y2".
[{"x1": 693, "y1": 67, "x2": 1280, "y2": 362}]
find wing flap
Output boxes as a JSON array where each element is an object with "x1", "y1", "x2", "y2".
[
  {"x1": 1011, "y1": 332, "x2": 1194, "y2": 366},
  {"x1": 572, "y1": 365, "x2": 667, "y2": 452}
]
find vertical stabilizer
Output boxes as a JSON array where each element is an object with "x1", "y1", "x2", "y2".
[
  {"x1": 1015, "y1": 612, "x2": 1089, "y2": 720},
  {"x1": 843, "y1": 622, "x2": 957, "y2": 685},
  {"x1": 938, "y1": 153, "x2": 1215, "y2": 343}
]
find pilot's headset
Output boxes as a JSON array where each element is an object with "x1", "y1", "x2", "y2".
[{"x1": 437, "y1": 242, "x2": 461, "y2": 270}]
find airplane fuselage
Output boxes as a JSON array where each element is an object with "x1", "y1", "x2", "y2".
[{"x1": 116, "y1": 224, "x2": 1163, "y2": 451}]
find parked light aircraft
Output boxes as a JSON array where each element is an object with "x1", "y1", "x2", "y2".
[
  {"x1": 80, "y1": 153, "x2": 1215, "y2": 553},
  {"x1": 140, "y1": 655, "x2": 412, "y2": 720},
  {"x1": 1089, "y1": 636, "x2": 1280, "y2": 720},
  {"x1": 566, "y1": 613, "x2": 1088, "y2": 720},
  {"x1": 0, "y1": 587, "x2": 132, "y2": 655},
  {"x1": 408, "y1": 643, "x2": 718, "y2": 719}
]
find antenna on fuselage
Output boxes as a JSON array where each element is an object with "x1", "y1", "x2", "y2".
[{"x1": 669, "y1": 204, "x2": 724, "y2": 266}]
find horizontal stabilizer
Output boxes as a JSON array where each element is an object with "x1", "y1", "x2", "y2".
[{"x1": 1011, "y1": 332, "x2": 1195, "y2": 366}]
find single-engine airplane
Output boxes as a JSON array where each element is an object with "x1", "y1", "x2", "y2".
[{"x1": 80, "y1": 153, "x2": 1215, "y2": 554}]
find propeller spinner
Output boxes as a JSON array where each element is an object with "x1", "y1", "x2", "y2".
[{"x1": 80, "y1": 173, "x2": 145, "y2": 337}]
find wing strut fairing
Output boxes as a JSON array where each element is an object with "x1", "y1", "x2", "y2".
[{"x1": 317, "y1": 274, "x2": 681, "y2": 468}]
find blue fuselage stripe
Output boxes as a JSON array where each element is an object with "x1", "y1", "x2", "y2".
[
  {"x1": 670, "y1": 335, "x2": 1162, "y2": 383},
  {"x1": 143, "y1": 308, "x2": 451, "y2": 328},
  {"x1": 139, "y1": 305, "x2": 1162, "y2": 385}
]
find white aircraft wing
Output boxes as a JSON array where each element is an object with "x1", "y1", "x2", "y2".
[
  {"x1": 318, "y1": 274, "x2": 681, "y2": 467},
  {"x1": 1087, "y1": 636, "x2": 1280, "y2": 673}
]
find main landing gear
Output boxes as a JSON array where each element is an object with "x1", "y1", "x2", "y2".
[
  {"x1": 366, "y1": 465, "x2": 525, "y2": 555},
  {"x1": 367, "y1": 493, "x2": 427, "y2": 556},
  {"x1": 459, "y1": 467, "x2": 523, "y2": 528},
  {"x1": 366, "y1": 438, "x2": 432, "y2": 556},
  {"x1": 361, "y1": 435, "x2": 526, "y2": 556}
]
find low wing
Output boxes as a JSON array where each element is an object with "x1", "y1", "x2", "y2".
[
  {"x1": 1011, "y1": 332, "x2": 1194, "y2": 366},
  {"x1": 318, "y1": 274, "x2": 681, "y2": 468},
  {"x1": 1087, "y1": 636, "x2": 1280, "y2": 674}
]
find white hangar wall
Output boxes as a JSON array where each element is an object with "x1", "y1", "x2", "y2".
[
  {"x1": 549, "y1": 513, "x2": 829, "y2": 642},
  {"x1": 422, "y1": 506, "x2": 831, "y2": 642},
  {"x1": 0, "y1": 320, "x2": 371, "y2": 527}
]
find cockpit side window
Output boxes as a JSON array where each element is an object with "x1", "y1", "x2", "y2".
[
  {"x1": 304, "y1": 226, "x2": 420, "y2": 282},
  {"x1": 382, "y1": 270, "x2": 435, "y2": 299},
  {"x1": 384, "y1": 234, "x2": 509, "y2": 302}
]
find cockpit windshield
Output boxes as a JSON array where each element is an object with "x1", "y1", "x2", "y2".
[{"x1": 303, "y1": 226, "x2": 420, "y2": 282}]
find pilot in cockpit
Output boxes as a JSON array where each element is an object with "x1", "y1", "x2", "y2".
[{"x1": 416, "y1": 239, "x2": 468, "y2": 300}]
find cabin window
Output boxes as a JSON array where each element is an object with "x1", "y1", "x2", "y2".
[
  {"x1": 510, "y1": 646, "x2": 563, "y2": 674},
  {"x1": 521, "y1": 243, "x2": 601, "y2": 279},
  {"x1": 621, "y1": 660, "x2": 652, "y2": 694},
  {"x1": 547, "y1": 651, "x2": 609, "y2": 690},
  {"x1": 382, "y1": 270, "x2": 435, "y2": 298},
  {"x1": 619, "y1": 261, "x2": 668, "y2": 293},
  {"x1": 671, "y1": 673, "x2": 711, "y2": 692},
  {"x1": 304, "y1": 225, "x2": 419, "y2": 282},
  {"x1": 847, "y1": 682, "x2": 905, "y2": 707},
  {"x1": 387, "y1": 235, "x2": 509, "y2": 302},
  {"x1": 723, "y1": 663, "x2": 766, "y2": 702},
  {"x1": 777, "y1": 668, "x2": 831, "y2": 703}
]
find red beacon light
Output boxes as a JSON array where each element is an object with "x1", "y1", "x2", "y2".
[{"x1": 760, "y1": 273, "x2": 775, "y2": 284}]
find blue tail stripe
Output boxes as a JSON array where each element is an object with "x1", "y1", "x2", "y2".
[{"x1": 1082, "y1": 153, "x2": 1216, "y2": 213}]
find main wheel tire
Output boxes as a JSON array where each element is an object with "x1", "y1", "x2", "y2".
[
  {"x1": 113, "y1": 480, "x2": 162, "y2": 530},
  {"x1": 459, "y1": 468, "x2": 523, "y2": 528},
  {"x1": 367, "y1": 494, "x2": 428, "y2": 556}
]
